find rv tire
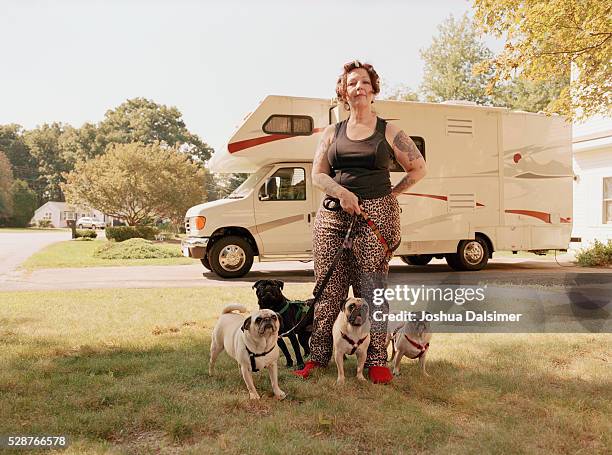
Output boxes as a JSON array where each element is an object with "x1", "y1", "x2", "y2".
[
  {"x1": 401, "y1": 255, "x2": 433, "y2": 266},
  {"x1": 208, "y1": 235, "x2": 254, "y2": 278},
  {"x1": 447, "y1": 237, "x2": 489, "y2": 271}
]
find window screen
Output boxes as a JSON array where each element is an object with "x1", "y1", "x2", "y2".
[
  {"x1": 389, "y1": 136, "x2": 426, "y2": 172},
  {"x1": 263, "y1": 115, "x2": 313, "y2": 136}
]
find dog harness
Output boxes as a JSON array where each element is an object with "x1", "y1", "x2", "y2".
[
  {"x1": 245, "y1": 344, "x2": 276, "y2": 372},
  {"x1": 340, "y1": 332, "x2": 369, "y2": 355},
  {"x1": 277, "y1": 299, "x2": 311, "y2": 321},
  {"x1": 403, "y1": 334, "x2": 429, "y2": 359}
]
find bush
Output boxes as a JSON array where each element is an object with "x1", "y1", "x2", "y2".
[
  {"x1": 93, "y1": 238, "x2": 181, "y2": 259},
  {"x1": 75, "y1": 229, "x2": 97, "y2": 239},
  {"x1": 576, "y1": 239, "x2": 612, "y2": 267},
  {"x1": 37, "y1": 219, "x2": 54, "y2": 228},
  {"x1": 105, "y1": 226, "x2": 159, "y2": 242}
]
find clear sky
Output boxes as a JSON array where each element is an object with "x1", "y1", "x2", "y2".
[{"x1": 1, "y1": 0, "x2": 498, "y2": 152}]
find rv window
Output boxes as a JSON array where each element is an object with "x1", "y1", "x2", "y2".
[
  {"x1": 389, "y1": 136, "x2": 426, "y2": 172},
  {"x1": 258, "y1": 167, "x2": 306, "y2": 201},
  {"x1": 263, "y1": 115, "x2": 313, "y2": 136}
]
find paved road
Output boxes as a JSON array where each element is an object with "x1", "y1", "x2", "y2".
[
  {"x1": 2, "y1": 254, "x2": 610, "y2": 292},
  {"x1": 0, "y1": 230, "x2": 71, "y2": 282}
]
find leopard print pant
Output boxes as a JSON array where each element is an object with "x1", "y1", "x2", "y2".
[{"x1": 310, "y1": 193, "x2": 401, "y2": 367}]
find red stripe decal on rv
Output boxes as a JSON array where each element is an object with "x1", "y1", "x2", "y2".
[
  {"x1": 505, "y1": 210, "x2": 570, "y2": 224},
  {"x1": 403, "y1": 192, "x2": 485, "y2": 207},
  {"x1": 228, "y1": 128, "x2": 326, "y2": 154}
]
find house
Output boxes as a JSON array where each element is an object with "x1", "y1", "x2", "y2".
[
  {"x1": 31, "y1": 202, "x2": 113, "y2": 228},
  {"x1": 572, "y1": 114, "x2": 612, "y2": 245}
]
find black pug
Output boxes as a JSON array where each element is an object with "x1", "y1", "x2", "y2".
[{"x1": 252, "y1": 279, "x2": 312, "y2": 369}]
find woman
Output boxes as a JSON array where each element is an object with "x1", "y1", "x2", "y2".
[{"x1": 294, "y1": 60, "x2": 427, "y2": 384}]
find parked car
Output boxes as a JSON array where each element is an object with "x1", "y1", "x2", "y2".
[{"x1": 76, "y1": 217, "x2": 106, "y2": 229}]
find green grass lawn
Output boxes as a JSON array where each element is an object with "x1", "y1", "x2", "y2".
[
  {"x1": 0, "y1": 227, "x2": 71, "y2": 233},
  {"x1": 1, "y1": 286, "x2": 610, "y2": 454},
  {"x1": 20, "y1": 239, "x2": 193, "y2": 270}
]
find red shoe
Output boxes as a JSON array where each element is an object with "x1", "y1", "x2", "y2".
[
  {"x1": 292, "y1": 360, "x2": 321, "y2": 379},
  {"x1": 368, "y1": 366, "x2": 393, "y2": 384}
]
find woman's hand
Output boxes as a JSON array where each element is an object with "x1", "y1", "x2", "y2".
[{"x1": 339, "y1": 189, "x2": 361, "y2": 215}]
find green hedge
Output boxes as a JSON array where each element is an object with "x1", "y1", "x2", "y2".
[
  {"x1": 75, "y1": 229, "x2": 97, "y2": 239},
  {"x1": 105, "y1": 226, "x2": 159, "y2": 242}
]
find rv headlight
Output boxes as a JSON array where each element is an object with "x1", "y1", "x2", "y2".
[{"x1": 194, "y1": 216, "x2": 206, "y2": 230}]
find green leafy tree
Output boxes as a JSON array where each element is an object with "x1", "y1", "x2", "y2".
[
  {"x1": 0, "y1": 151, "x2": 14, "y2": 218},
  {"x1": 493, "y1": 74, "x2": 569, "y2": 113},
  {"x1": 0, "y1": 124, "x2": 38, "y2": 188},
  {"x1": 381, "y1": 82, "x2": 420, "y2": 102},
  {"x1": 98, "y1": 98, "x2": 213, "y2": 163},
  {"x1": 473, "y1": 0, "x2": 611, "y2": 119},
  {"x1": 23, "y1": 123, "x2": 73, "y2": 203},
  {"x1": 4, "y1": 180, "x2": 37, "y2": 227},
  {"x1": 63, "y1": 142, "x2": 207, "y2": 226},
  {"x1": 420, "y1": 14, "x2": 495, "y2": 104}
]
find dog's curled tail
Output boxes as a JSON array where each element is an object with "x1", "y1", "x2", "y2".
[{"x1": 221, "y1": 304, "x2": 248, "y2": 315}]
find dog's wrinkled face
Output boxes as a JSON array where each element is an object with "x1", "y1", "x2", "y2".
[
  {"x1": 252, "y1": 280, "x2": 285, "y2": 308},
  {"x1": 407, "y1": 311, "x2": 431, "y2": 334},
  {"x1": 242, "y1": 309, "x2": 280, "y2": 338},
  {"x1": 343, "y1": 297, "x2": 369, "y2": 326}
]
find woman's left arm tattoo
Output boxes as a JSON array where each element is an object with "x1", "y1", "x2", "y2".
[
  {"x1": 392, "y1": 176, "x2": 417, "y2": 194},
  {"x1": 393, "y1": 131, "x2": 423, "y2": 161}
]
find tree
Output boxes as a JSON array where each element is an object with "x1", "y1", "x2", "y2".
[
  {"x1": 3, "y1": 180, "x2": 37, "y2": 227},
  {"x1": 493, "y1": 74, "x2": 569, "y2": 113},
  {"x1": 381, "y1": 83, "x2": 420, "y2": 102},
  {"x1": 473, "y1": 0, "x2": 611, "y2": 119},
  {"x1": 420, "y1": 14, "x2": 495, "y2": 104},
  {"x1": 0, "y1": 124, "x2": 38, "y2": 187},
  {"x1": 98, "y1": 98, "x2": 213, "y2": 163},
  {"x1": 24, "y1": 123, "x2": 72, "y2": 203},
  {"x1": 62, "y1": 142, "x2": 207, "y2": 226},
  {"x1": 0, "y1": 151, "x2": 14, "y2": 219}
]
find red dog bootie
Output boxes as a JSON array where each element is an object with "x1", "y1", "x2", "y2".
[
  {"x1": 368, "y1": 366, "x2": 393, "y2": 384},
  {"x1": 292, "y1": 360, "x2": 321, "y2": 379}
]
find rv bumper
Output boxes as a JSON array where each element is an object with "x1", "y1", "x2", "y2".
[{"x1": 181, "y1": 237, "x2": 209, "y2": 259}]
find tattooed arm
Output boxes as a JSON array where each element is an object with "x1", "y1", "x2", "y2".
[
  {"x1": 312, "y1": 125, "x2": 361, "y2": 214},
  {"x1": 386, "y1": 124, "x2": 427, "y2": 196}
]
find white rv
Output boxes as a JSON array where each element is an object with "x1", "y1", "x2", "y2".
[{"x1": 182, "y1": 95, "x2": 573, "y2": 278}]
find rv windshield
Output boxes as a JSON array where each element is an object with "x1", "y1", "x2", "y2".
[{"x1": 227, "y1": 166, "x2": 273, "y2": 199}]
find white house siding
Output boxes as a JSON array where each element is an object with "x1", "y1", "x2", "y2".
[
  {"x1": 572, "y1": 114, "x2": 612, "y2": 247},
  {"x1": 31, "y1": 202, "x2": 110, "y2": 228}
]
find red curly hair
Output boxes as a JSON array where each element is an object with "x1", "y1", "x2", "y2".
[{"x1": 335, "y1": 60, "x2": 380, "y2": 109}]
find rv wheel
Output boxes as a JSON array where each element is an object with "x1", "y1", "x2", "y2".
[
  {"x1": 401, "y1": 255, "x2": 433, "y2": 266},
  {"x1": 200, "y1": 255, "x2": 211, "y2": 271},
  {"x1": 208, "y1": 235, "x2": 254, "y2": 278},
  {"x1": 447, "y1": 237, "x2": 489, "y2": 271}
]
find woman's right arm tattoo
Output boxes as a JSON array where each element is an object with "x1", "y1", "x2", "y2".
[{"x1": 393, "y1": 131, "x2": 423, "y2": 161}]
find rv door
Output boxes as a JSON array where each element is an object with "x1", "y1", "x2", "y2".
[{"x1": 253, "y1": 164, "x2": 314, "y2": 255}]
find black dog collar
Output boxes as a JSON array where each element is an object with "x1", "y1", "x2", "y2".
[{"x1": 245, "y1": 344, "x2": 275, "y2": 372}]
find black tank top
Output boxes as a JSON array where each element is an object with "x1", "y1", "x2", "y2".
[{"x1": 327, "y1": 117, "x2": 393, "y2": 200}]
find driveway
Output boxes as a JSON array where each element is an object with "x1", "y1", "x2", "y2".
[
  {"x1": 0, "y1": 230, "x2": 71, "y2": 281},
  {"x1": 2, "y1": 255, "x2": 610, "y2": 292}
]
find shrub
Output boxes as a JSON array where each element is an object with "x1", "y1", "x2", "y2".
[
  {"x1": 105, "y1": 226, "x2": 159, "y2": 242},
  {"x1": 37, "y1": 219, "x2": 54, "y2": 228},
  {"x1": 93, "y1": 238, "x2": 181, "y2": 259},
  {"x1": 2, "y1": 180, "x2": 37, "y2": 227},
  {"x1": 75, "y1": 229, "x2": 97, "y2": 239},
  {"x1": 576, "y1": 239, "x2": 612, "y2": 267}
]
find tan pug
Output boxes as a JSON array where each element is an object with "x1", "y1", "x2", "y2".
[
  {"x1": 332, "y1": 297, "x2": 371, "y2": 385},
  {"x1": 209, "y1": 304, "x2": 286, "y2": 400},
  {"x1": 387, "y1": 311, "x2": 432, "y2": 377}
]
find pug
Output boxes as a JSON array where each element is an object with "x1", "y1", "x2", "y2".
[
  {"x1": 252, "y1": 279, "x2": 311, "y2": 369},
  {"x1": 209, "y1": 304, "x2": 286, "y2": 400},
  {"x1": 332, "y1": 297, "x2": 371, "y2": 385},
  {"x1": 387, "y1": 311, "x2": 432, "y2": 377}
]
